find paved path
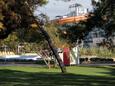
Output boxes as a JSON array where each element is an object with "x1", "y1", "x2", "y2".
[
  {"x1": 0, "y1": 63, "x2": 115, "y2": 67},
  {"x1": 0, "y1": 64, "x2": 47, "y2": 67}
]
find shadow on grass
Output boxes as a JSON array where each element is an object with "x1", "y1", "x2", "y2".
[
  {"x1": 0, "y1": 68, "x2": 115, "y2": 86},
  {"x1": 86, "y1": 66, "x2": 115, "y2": 77}
]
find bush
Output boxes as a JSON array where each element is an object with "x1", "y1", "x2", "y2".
[
  {"x1": 80, "y1": 48, "x2": 115, "y2": 58},
  {"x1": 90, "y1": 58, "x2": 114, "y2": 63}
]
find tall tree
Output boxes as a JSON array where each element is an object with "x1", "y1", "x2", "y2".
[
  {"x1": 0, "y1": 0, "x2": 66, "y2": 73},
  {"x1": 58, "y1": 0, "x2": 115, "y2": 47}
]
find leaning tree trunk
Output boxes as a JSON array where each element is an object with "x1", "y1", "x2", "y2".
[
  {"x1": 37, "y1": 26, "x2": 66, "y2": 73},
  {"x1": 23, "y1": 2, "x2": 66, "y2": 73}
]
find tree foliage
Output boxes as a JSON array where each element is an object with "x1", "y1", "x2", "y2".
[
  {"x1": 58, "y1": 0, "x2": 115, "y2": 45},
  {"x1": 0, "y1": 0, "x2": 48, "y2": 39},
  {"x1": 0, "y1": 0, "x2": 66, "y2": 73},
  {"x1": 91, "y1": 0, "x2": 115, "y2": 36}
]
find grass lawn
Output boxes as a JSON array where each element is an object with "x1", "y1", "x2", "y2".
[{"x1": 0, "y1": 66, "x2": 115, "y2": 86}]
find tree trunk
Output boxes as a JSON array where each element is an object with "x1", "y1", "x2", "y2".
[
  {"x1": 23, "y1": 1, "x2": 66, "y2": 73},
  {"x1": 37, "y1": 26, "x2": 66, "y2": 73}
]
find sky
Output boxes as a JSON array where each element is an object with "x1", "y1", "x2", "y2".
[{"x1": 35, "y1": 0, "x2": 93, "y2": 20}]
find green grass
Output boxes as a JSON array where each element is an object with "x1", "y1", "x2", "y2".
[{"x1": 0, "y1": 66, "x2": 115, "y2": 86}]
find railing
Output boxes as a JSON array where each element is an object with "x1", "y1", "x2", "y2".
[{"x1": 57, "y1": 14, "x2": 88, "y2": 25}]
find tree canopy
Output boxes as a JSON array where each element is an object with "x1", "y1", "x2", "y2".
[
  {"x1": 58, "y1": 0, "x2": 115, "y2": 44},
  {"x1": 0, "y1": 0, "x2": 48, "y2": 39},
  {"x1": 0, "y1": 0, "x2": 67, "y2": 73}
]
